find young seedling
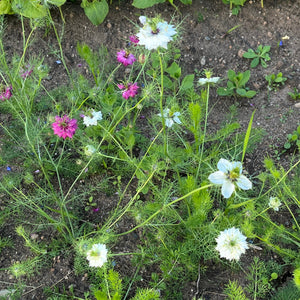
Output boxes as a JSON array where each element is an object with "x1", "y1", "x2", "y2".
[
  {"x1": 243, "y1": 45, "x2": 271, "y2": 68},
  {"x1": 222, "y1": 0, "x2": 247, "y2": 15},
  {"x1": 288, "y1": 88, "x2": 300, "y2": 100},
  {"x1": 265, "y1": 72, "x2": 287, "y2": 91},
  {"x1": 217, "y1": 69, "x2": 256, "y2": 98}
]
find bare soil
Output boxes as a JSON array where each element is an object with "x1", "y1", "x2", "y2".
[{"x1": 0, "y1": 0, "x2": 299, "y2": 299}]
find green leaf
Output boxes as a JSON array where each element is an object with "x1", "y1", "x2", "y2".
[
  {"x1": 179, "y1": 0, "x2": 192, "y2": 4},
  {"x1": 261, "y1": 45, "x2": 271, "y2": 55},
  {"x1": 245, "y1": 90, "x2": 257, "y2": 98},
  {"x1": 12, "y1": 0, "x2": 47, "y2": 18},
  {"x1": 132, "y1": 0, "x2": 165, "y2": 9},
  {"x1": 250, "y1": 57, "x2": 259, "y2": 68},
  {"x1": 227, "y1": 69, "x2": 236, "y2": 82},
  {"x1": 162, "y1": 75, "x2": 174, "y2": 90},
  {"x1": 243, "y1": 50, "x2": 257, "y2": 59},
  {"x1": 239, "y1": 70, "x2": 250, "y2": 87},
  {"x1": 0, "y1": 0, "x2": 13, "y2": 14},
  {"x1": 81, "y1": 0, "x2": 109, "y2": 26},
  {"x1": 217, "y1": 87, "x2": 233, "y2": 97},
  {"x1": 260, "y1": 59, "x2": 267, "y2": 68},
  {"x1": 46, "y1": 0, "x2": 66, "y2": 6},
  {"x1": 166, "y1": 62, "x2": 181, "y2": 79},
  {"x1": 236, "y1": 88, "x2": 246, "y2": 97},
  {"x1": 180, "y1": 74, "x2": 194, "y2": 92}
]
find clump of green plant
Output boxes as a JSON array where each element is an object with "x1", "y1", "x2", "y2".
[
  {"x1": 271, "y1": 280, "x2": 300, "y2": 300},
  {"x1": 245, "y1": 257, "x2": 274, "y2": 299},
  {"x1": 222, "y1": 0, "x2": 247, "y2": 15},
  {"x1": 288, "y1": 88, "x2": 300, "y2": 100},
  {"x1": 265, "y1": 72, "x2": 287, "y2": 91},
  {"x1": 217, "y1": 69, "x2": 257, "y2": 98},
  {"x1": 243, "y1": 45, "x2": 271, "y2": 68},
  {"x1": 284, "y1": 125, "x2": 300, "y2": 151},
  {"x1": 132, "y1": 0, "x2": 192, "y2": 10},
  {"x1": 224, "y1": 280, "x2": 249, "y2": 300}
]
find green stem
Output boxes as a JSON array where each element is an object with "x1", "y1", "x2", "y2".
[
  {"x1": 196, "y1": 84, "x2": 210, "y2": 180},
  {"x1": 116, "y1": 184, "x2": 213, "y2": 236}
]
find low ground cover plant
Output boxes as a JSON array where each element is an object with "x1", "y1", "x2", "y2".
[{"x1": 0, "y1": 5, "x2": 299, "y2": 300}]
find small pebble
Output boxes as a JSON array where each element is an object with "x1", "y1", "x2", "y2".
[{"x1": 294, "y1": 103, "x2": 300, "y2": 108}]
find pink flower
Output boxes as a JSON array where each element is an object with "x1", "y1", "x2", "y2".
[
  {"x1": 0, "y1": 85, "x2": 12, "y2": 101},
  {"x1": 52, "y1": 115, "x2": 78, "y2": 139},
  {"x1": 117, "y1": 50, "x2": 136, "y2": 66},
  {"x1": 117, "y1": 82, "x2": 139, "y2": 100},
  {"x1": 21, "y1": 65, "x2": 33, "y2": 79},
  {"x1": 129, "y1": 35, "x2": 139, "y2": 45}
]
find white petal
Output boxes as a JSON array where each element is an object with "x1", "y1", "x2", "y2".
[
  {"x1": 236, "y1": 175, "x2": 252, "y2": 190},
  {"x1": 208, "y1": 171, "x2": 226, "y2": 184},
  {"x1": 221, "y1": 180, "x2": 235, "y2": 198},
  {"x1": 209, "y1": 77, "x2": 220, "y2": 83},
  {"x1": 165, "y1": 118, "x2": 173, "y2": 128},
  {"x1": 232, "y1": 161, "x2": 243, "y2": 174},
  {"x1": 217, "y1": 158, "x2": 233, "y2": 173},
  {"x1": 198, "y1": 78, "x2": 208, "y2": 85},
  {"x1": 173, "y1": 116, "x2": 181, "y2": 124},
  {"x1": 139, "y1": 16, "x2": 146, "y2": 25}
]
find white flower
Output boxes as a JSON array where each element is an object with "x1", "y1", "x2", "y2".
[
  {"x1": 84, "y1": 145, "x2": 97, "y2": 156},
  {"x1": 136, "y1": 17, "x2": 176, "y2": 50},
  {"x1": 83, "y1": 110, "x2": 103, "y2": 127},
  {"x1": 158, "y1": 108, "x2": 181, "y2": 128},
  {"x1": 198, "y1": 77, "x2": 220, "y2": 86},
  {"x1": 216, "y1": 227, "x2": 249, "y2": 261},
  {"x1": 268, "y1": 197, "x2": 281, "y2": 211},
  {"x1": 208, "y1": 158, "x2": 252, "y2": 198},
  {"x1": 86, "y1": 243, "x2": 108, "y2": 268}
]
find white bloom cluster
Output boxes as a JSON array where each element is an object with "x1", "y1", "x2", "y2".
[
  {"x1": 208, "y1": 158, "x2": 252, "y2": 198},
  {"x1": 83, "y1": 110, "x2": 103, "y2": 127},
  {"x1": 215, "y1": 227, "x2": 249, "y2": 261},
  {"x1": 268, "y1": 196, "x2": 281, "y2": 211},
  {"x1": 136, "y1": 16, "x2": 176, "y2": 50},
  {"x1": 158, "y1": 108, "x2": 181, "y2": 128},
  {"x1": 86, "y1": 243, "x2": 108, "y2": 268}
]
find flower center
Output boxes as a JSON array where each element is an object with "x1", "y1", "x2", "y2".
[
  {"x1": 151, "y1": 28, "x2": 160, "y2": 34},
  {"x1": 228, "y1": 167, "x2": 240, "y2": 182},
  {"x1": 229, "y1": 240, "x2": 236, "y2": 247}
]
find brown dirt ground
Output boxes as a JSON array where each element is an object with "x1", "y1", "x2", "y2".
[{"x1": 0, "y1": 0, "x2": 299, "y2": 299}]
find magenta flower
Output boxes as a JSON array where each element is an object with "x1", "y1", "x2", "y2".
[
  {"x1": 129, "y1": 35, "x2": 139, "y2": 45},
  {"x1": 117, "y1": 50, "x2": 136, "y2": 66},
  {"x1": 117, "y1": 82, "x2": 139, "y2": 100},
  {"x1": 21, "y1": 65, "x2": 33, "y2": 79},
  {"x1": 52, "y1": 115, "x2": 78, "y2": 139},
  {"x1": 0, "y1": 85, "x2": 12, "y2": 101}
]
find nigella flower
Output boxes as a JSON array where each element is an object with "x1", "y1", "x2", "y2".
[
  {"x1": 216, "y1": 227, "x2": 249, "y2": 261},
  {"x1": 117, "y1": 49, "x2": 136, "y2": 66},
  {"x1": 136, "y1": 16, "x2": 177, "y2": 50},
  {"x1": 0, "y1": 85, "x2": 12, "y2": 101},
  {"x1": 20, "y1": 65, "x2": 33, "y2": 79},
  {"x1": 268, "y1": 196, "x2": 281, "y2": 211},
  {"x1": 198, "y1": 69, "x2": 220, "y2": 86},
  {"x1": 117, "y1": 82, "x2": 139, "y2": 99},
  {"x1": 129, "y1": 35, "x2": 139, "y2": 45},
  {"x1": 52, "y1": 115, "x2": 78, "y2": 139},
  {"x1": 83, "y1": 110, "x2": 103, "y2": 127},
  {"x1": 208, "y1": 158, "x2": 252, "y2": 198},
  {"x1": 158, "y1": 108, "x2": 181, "y2": 128},
  {"x1": 86, "y1": 243, "x2": 108, "y2": 268},
  {"x1": 198, "y1": 77, "x2": 220, "y2": 86}
]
